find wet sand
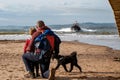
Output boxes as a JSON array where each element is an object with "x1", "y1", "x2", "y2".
[{"x1": 0, "y1": 40, "x2": 120, "y2": 80}]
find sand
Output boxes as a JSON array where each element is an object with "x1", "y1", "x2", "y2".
[{"x1": 0, "y1": 40, "x2": 120, "y2": 80}]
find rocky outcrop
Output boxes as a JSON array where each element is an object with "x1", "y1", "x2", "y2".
[
  {"x1": 109, "y1": 0, "x2": 120, "y2": 36},
  {"x1": 71, "y1": 24, "x2": 81, "y2": 32}
]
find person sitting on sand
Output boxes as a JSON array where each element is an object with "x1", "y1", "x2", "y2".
[{"x1": 23, "y1": 27, "x2": 40, "y2": 78}]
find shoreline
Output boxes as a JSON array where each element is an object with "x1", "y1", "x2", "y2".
[
  {"x1": 0, "y1": 33, "x2": 120, "y2": 50},
  {"x1": 0, "y1": 32, "x2": 118, "y2": 35},
  {"x1": 0, "y1": 40, "x2": 120, "y2": 51}
]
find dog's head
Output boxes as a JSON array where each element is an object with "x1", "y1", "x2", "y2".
[{"x1": 70, "y1": 51, "x2": 77, "y2": 56}]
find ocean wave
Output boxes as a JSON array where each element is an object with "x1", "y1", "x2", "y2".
[
  {"x1": 53, "y1": 27, "x2": 96, "y2": 32},
  {"x1": 0, "y1": 34, "x2": 119, "y2": 40},
  {"x1": 82, "y1": 28, "x2": 96, "y2": 32},
  {"x1": 0, "y1": 34, "x2": 120, "y2": 50},
  {"x1": 53, "y1": 28, "x2": 71, "y2": 32}
]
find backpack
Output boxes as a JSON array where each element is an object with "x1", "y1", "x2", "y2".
[
  {"x1": 37, "y1": 37, "x2": 51, "y2": 61},
  {"x1": 34, "y1": 29, "x2": 61, "y2": 59}
]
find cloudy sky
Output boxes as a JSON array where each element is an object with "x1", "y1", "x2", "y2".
[{"x1": 0, "y1": 0, "x2": 115, "y2": 25}]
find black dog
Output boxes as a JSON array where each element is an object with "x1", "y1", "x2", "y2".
[{"x1": 54, "y1": 51, "x2": 82, "y2": 72}]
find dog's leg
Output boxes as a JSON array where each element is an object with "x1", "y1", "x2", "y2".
[
  {"x1": 62, "y1": 64, "x2": 69, "y2": 72},
  {"x1": 54, "y1": 63, "x2": 61, "y2": 70},
  {"x1": 68, "y1": 63, "x2": 73, "y2": 72},
  {"x1": 75, "y1": 64, "x2": 82, "y2": 72}
]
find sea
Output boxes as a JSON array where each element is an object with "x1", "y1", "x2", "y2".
[{"x1": 0, "y1": 23, "x2": 120, "y2": 50}]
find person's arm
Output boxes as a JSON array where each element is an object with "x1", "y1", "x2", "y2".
[{"x1": 24, "y1": 39, "x2": 30, "y2": 53}]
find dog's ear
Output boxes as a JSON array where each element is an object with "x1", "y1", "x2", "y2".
[
  {"x1": 71, "y1": 51, "x2": 77, "y2": 56},
  {"x1": 73, "y1": 51, "x2": 77, "y2": 54},
  {"x1": 58, "y1": 55, "x2": 62, "y2": 58}
]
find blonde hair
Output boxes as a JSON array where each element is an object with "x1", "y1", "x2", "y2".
[{"x1": 29, "y1": 27, "x2": 36, "y2": 35}]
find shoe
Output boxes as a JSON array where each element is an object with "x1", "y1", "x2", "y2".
[
  {"x1": 42, "y1": 70, "x2": 50, "y2": 78},
  {"x1": 31, "y1": 72, "x2": 35, "y2": 79},
  {"x1": 36, "y1": 73, "x2": 40, "y2": 78},
  {"x1": 49, "y1": 68, "x2": 56, "y2": 80},
  {"x1": 24, "y1": 71, "x2": 31, "y2": 78},
  {"x1": 24, "y1": 72, "x2": 35, "y2": 79}
]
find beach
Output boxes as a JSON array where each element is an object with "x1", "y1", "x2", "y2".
[
  {"x1": 0, "y1": 0, "x2": 120, "y2": 79},
  {"x1": 0, "y1": 40, "x2": 120, "y2": 80}
]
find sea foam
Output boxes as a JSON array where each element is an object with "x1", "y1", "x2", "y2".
[{"x1": 0, "y1": 34, "x2": 120, "y2": 50}]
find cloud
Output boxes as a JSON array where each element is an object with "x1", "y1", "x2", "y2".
[
  {"x1": 0, "y1": 0, "x2": 115, "y2": 25},
  {"x1": 0, "y1": 0, "x2": 111, "y2": 12},
  {"x1": 0, "y1": 17, "x2": 9, "y2": 21},
  {"x1": 0, "y1": 3, "x2": 6, "y2": 10}
]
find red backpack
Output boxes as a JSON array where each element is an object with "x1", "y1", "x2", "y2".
[{"x1": 46, "y1": 35, "x2": 55, "y2": 51}]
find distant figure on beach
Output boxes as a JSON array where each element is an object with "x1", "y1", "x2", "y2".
[
  {"x1": 71, "y1": 21, "x2": 81, "y2": 32},
  {"x1": 22, "y1": 20, "x2": 61, "y2": 79}
]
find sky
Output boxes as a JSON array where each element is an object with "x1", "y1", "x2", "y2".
[{"x1": 0, "y1": 0, "x2": 115, "y2": 25}]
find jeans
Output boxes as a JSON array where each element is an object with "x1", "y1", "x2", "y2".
[
  {"x1": 22, "y1": 52, "x2": 51, "y2": 78},
  {"x1": 22, "y1": 53, "x2": 39, "y2": 72},
  {"x1": 40, "y1": 56, "x2": 51, "y2": 78}
]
